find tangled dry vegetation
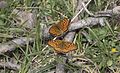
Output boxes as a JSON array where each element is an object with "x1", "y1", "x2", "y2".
[{"x1": 0, "y1": 0, "x2": 120, "y2": 73}]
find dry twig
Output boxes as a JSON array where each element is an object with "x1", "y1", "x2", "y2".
[
  {"x1": 0, "y1": 37, "x2": 34, "y2": 55},
  {"x1": 0, "y1": 62, "x2": 20, "y2": 71}
]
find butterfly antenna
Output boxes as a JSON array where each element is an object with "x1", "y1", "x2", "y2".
[{"x1": 71, "y1": 0, "x2": 92, "y2": 22}]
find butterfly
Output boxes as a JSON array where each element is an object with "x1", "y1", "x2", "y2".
[
  {"x1": 49, "y1": 18, "x2": 70, "y2": 36},
  {"x1": 48, "y1": 40, "x2": 77, "y2": 53}
]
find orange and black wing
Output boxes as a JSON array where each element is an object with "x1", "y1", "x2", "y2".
[
  {"x1": 60, "y1": 41, "x2": 77, "y2": 53},
  {"x1": 57, "y1": 18, "x2": 70, "y2": 32},
  {"x1": 49, "y1": 18, "x2": 70, "y2": 36},
  {"x1": 49, "y1": 24, "x2": 61, "y2": 36},
  {"x1": 48, "y1": 40, "x2": 77, "y2": 53}
]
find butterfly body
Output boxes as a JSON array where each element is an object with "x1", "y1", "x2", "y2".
[
  {"x1": 48, "y1": 40, "x2": 77, "y2": 53},
  {"x1": 49, "y1": 18, "x2": 70, "y2": 36}
]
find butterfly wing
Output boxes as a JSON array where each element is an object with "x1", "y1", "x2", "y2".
[
  {"x1": 49, "y1": 24, "x2": 61, "y2": 36},
  {"x1": 48, "y1": 40, "x2": 77, "y2": 53},
  {"x1": 49, "y1": 18, "x2": 70, "y2": 36},
  {"x1": 57, "y1": 18, "x2": 70, "y2": 32},
  {"x1": 48, "y1": 40, "x2": 61, "y2": 53},
  {"x1": 61, "y1": 41, "x2": 77, "y2": 53}
]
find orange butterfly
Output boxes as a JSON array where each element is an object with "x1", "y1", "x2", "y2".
[
  {"x1": 49, "y1": 18, "x2": 70, "y2": 36},
  {"x1": 48, "y1": 40, "x2": 77, "y2": 53}
]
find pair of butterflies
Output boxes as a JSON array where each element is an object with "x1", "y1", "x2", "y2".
[{"x1": 48, "y1": 18, "x2": 77, "y2": 53}]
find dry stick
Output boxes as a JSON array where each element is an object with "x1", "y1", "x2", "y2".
[
  {"x1": 56, "y1": 0, "x2": 92, "y2": 73},
  {"x1": 69, "y1": 17, "x2": 105, "y2": 31},
  {"x1": 0, "y1": 37, "x2": 34, "y2": 55},
  {"x1": 81, "y1": 2, "x2": 94, "y2": 16},
  {"x1": 71, "y1": 0, "x2": 92, "y2": 22},
  {"x1": 0, "y1": 62, "x2": 20, "y2": 71},
  {"x1": 94, "y1": 6, "x2": 120, "y2": 17}
]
